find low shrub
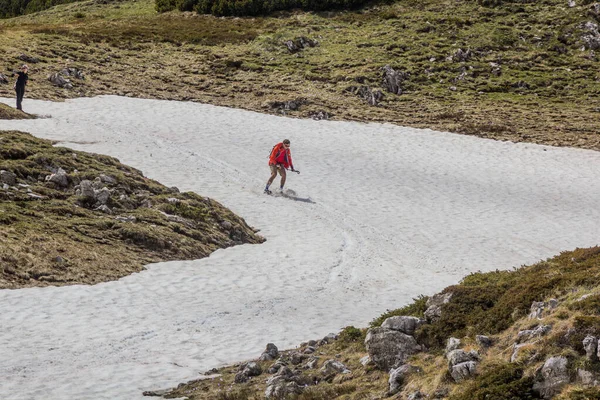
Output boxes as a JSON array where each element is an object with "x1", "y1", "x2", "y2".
[{"x1": 449, "y1": 363, "x2": 536, "y2": 400}]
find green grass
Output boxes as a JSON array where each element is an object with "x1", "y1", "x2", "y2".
[{"x1": 0, "y1": 130, "x2": 263, "y2": 288}]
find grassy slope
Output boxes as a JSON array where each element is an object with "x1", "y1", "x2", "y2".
[
  {"x1": 0, "y1": 102, "x2": 34, "y2": 118},
  {"x1": 0, "y1": 131, "x2": 263, "y2": 288},
  {"x1": 165, "y1": 247, "x2": 600, "y2": 399},
  {"x1": 0, "y1": 0, "x2": 599, "y2": 149}
]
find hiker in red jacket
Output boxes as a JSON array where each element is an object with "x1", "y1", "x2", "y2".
[{"x1": 265, "y1": 139, "x2": 299, "y2": 194}]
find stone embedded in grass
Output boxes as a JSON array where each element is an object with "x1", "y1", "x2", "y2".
[
  {"x1": 259, "y1": 343, "x2": 279, "y2": 361},
  {"x1": 388, "y1": 364, "x2": 421, "y2": 395},
  {"x1": 345, "y1": 86, "x2": 384, "y2": 106},
  {"x1": 583, "y1": 335, "x2": 599, "y2": 361},
  {"x1": 381, "y1": 65, "x2": 409, "y2": 95},
  {"x1": 364, "y1": 327, "x2": 422, "y2": 371},
  {"x1": 450, "y1": 360, "x2": 478, "y2": 382},
  {"x1": 0, "y1": 73, "x2": 8, "y2": 84},
  {"x1": 320, "y1": 359, "x2": 350, "y2": 375},
  {"x1": 0, "y1": 170, "x2": 17, "y2": 186},
  {"x1": 476, "y1": 335, "x2": 492, "y2": 349},
  {"x1": 528, "y1": 299, "x2": 558, "y2": 319},
  {"x1": 532, "y1": 356, "x2": 570, "y2": 399}
]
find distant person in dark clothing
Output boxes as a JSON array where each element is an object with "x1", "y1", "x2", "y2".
[{"x1": 12, "y1": 64, "x2": 28, "y2": 111}]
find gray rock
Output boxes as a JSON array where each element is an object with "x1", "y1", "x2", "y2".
[
  {"x1": 381, "y1": 65, "x2": 408, "y2": 95},
  {"x1": 533, "y1": 356, "x2": 570, "y2": 399},
  {"x1": 0, "y1": 170, "x2": 17, "y2": 186},
  {"x1": 510, "y1": 343, "x2": 529, "y2": 363},
  {"x1": 259, "y1": 343, "x2": 279, "y2": 361},
  {"x1": 365, "y1": 327, "x2": 422, "y2": 371},
  {"x1": 221, "y1": 221, "x2": 233, "y2": 230},
  {"x1": 0, "y1": 73, "x2": 8, "y2": 84},
  {"x1": 584, "y1": 335, "x2": 598, "y2": 361},
  {"x1": 476, "y1": 335, "x2": 493, "y2": 348},
  {"x1": 424, "y1": 292, "x2": 453, "y2": 322},
  {"x1": 389, "y1": 364, "x2": 421, "y2": 395},
  {"x1": 445, "y1": 337, "x2": 461, "y2": 354},
  {"x1": 306, "y1": 357, "x2": 319, "y2": 369},
  {"x1": 452, "y1": 48, "x2": 472, "y2": 62},
  {"x1": 447, "y1": 349, "x2": 479, "y2": 367},
  {"x1": 95, "y1": 205, "x2": 112, "y2": 214},
  {"x1": 19, "y1": 54, "x2": 40, "y2": 63},
  {"x1": 60, "y1": 67, "x2": 85, "y2": 80},
  {"x1": 233, "y1": 371, "x2": 249, "y2": 383},
  {"x1": 450, "y1": 361, "x2": 478, "y2": 382},
  {"x1": 284, "y1": 36, "x2": 318, "y2": 53},
  {"x1": 577, "y1": 368, "x2": 600, "y2": 386},
  {"x1": 516, "y1": 325, "x2": 552, "y2": 343},
  {"x1": 46, "y1": 168, "x2": 69, "y2": 187},
  {"x1": 320, "y1": 359, "x2": 350, "y2": 375},
  {"x1": 234, "y1": 362, "x2": 262, "y2": 383},
  {"x1": 381, "y1": 316, "x2": 425, "y2": 336},
  {"x1": 407, "y1": 391, "x2": 424, "y2": 400},
  {"x1": 290, "y1": 351, "x2": 307, "y2": 365},
  {"x1": 99, "y1": 174, "x2": 117, "y2": 184},
  {"x1": 48, "y1": 72, "x2": 73, "y2": 89},
  {"x1": 79, "y1": 180, "x2": 96, "y2": 200},
  {"x1": 359, "y1": 355, "x2": 372, "y2": 366},
  {"x1": 345, "y1": 86, "x2": 384, "y2": 106},
  {"x1": 568, "y1": 0, "x2": 576, "y2": 7},
  {"x1": 265, "y1": 381, "x2": 302, "y2": 399},
  {"x1": 303, "y1": 346, "x2": 316, "y2": 354},
  {"x1": 583, "y1": 21, "x2": 600, "y2": 50},
  {"x1": 96, "y1": 187, "x2": 111, "y2": 205}
]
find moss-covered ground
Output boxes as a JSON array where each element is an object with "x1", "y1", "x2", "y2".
[
  {"x1": 0, "y1": 130, "x2": 263, "y2": 288},
  {"x1": 0, "y1": 0, "x2": 599, "y2": 149}
]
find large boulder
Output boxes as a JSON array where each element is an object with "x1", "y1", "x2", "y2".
[
  {"x1": 365, "y1": 327, "x2": 422, "y2": 371},
  {"x1": 381, "y1": 316, "x2": 425, "y2": 336},
  {"x1": 532, "y1": 356, "x2": 570, "y2": 399}
]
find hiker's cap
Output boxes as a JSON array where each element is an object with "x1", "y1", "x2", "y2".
[{"x1": 21, "y1": 64, "x2": 28, "y2": 70}]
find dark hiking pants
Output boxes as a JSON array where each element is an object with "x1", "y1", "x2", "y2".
[{"x1": 15, "y1": 85, "x2": 25, "y2": 110}]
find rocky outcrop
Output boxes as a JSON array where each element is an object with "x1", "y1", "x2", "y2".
[
  {"x1": 424, "y1": 292, "x2": 453, "y2": 322},
  {"x1": 583, "y1": 335, "x2": 598, "y2": 361},
  {"x1": 582, "y1": 21, "x2": 600, "y2": 50},
  {"x1": 381, "y1": 65, "x2": 408, "y2": 95},
  {"x1": 529, "y1": 299, "x2": 558, "y2": 319},
  {"x1": 365, "y1": 327, "x2": 422, "y2": 370},
  {"x1": 447, "y1": 349, "x2": 479, "y2": 382},
  {"x1": 345, "y1": 86, "x2": 384, "y2": 106},
  {"x1": 234, "y1": 362, "x2": 262, "y2": 383},
  {"x1": 532, "y1": 356, "x2": 570, "y2": 399},
  {"x1": 381, "y1": 316, "x2": 425, "y2": 336}
]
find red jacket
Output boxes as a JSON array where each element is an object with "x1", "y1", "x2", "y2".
[{"x1": 269, "y1": 143, "x2": 293, "y2": 169}]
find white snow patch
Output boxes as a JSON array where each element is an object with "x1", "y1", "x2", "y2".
[{"x1": 1, "y1": 96, "x2": 599, "y2": 399}]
